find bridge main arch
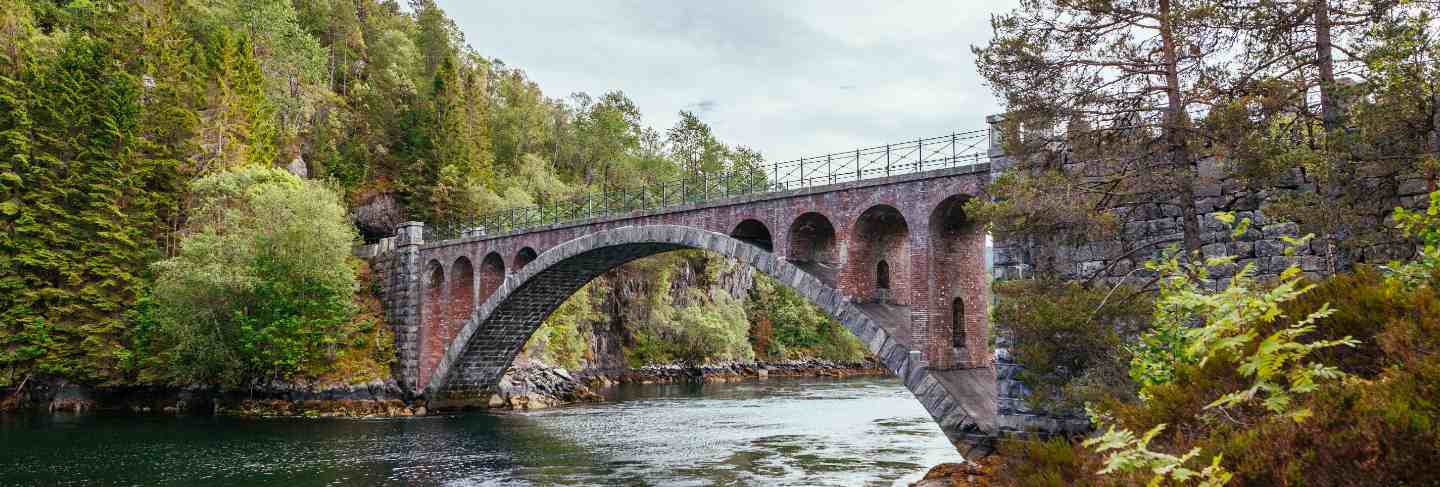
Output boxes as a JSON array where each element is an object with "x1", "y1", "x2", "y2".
[{"x1": 423, "y1": 225, "x2": 995, "y2": 457}]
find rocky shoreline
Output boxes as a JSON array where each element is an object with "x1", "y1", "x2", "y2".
[
  {"x1": 0, "y1": 359, "x2": 892, "y2": 417},
  {"x1": 581, "y1": 358, "x2": 889, "y2": 388},
  {"x1": 910, "y1": 460, "x2": 995, "y2": 487}
]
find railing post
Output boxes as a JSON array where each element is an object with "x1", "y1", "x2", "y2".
[
  {"x1": 917, "y1": 137, "x2": 924, "y2": 172},
  {"x1": 885, "y1": 144, "x2": 891, "y2": 176},
  {"x1": 799, "y1": 158, "x2": 805, "y2": 189},
  {"x1": 855, "y1": 149, "x2": 861, "y2": 180}
]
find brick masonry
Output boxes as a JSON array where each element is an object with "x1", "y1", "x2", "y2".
[{"x1": 366, "y1": 165, "x2": 1003, "y2": 457}]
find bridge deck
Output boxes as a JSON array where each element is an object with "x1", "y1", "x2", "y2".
[{"x1": 422, "y1": 163, "x2": 991, "y2": 249}]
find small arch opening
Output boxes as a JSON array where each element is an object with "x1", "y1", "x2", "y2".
[
  {"x1": 787, "y1": 212, "x2": 838, "y2": 265},
  {"x1": 846, "y1": 204, "x2": 910, "y2": 304},
  {"x1": 479, "y1": 252, "x2": 506, "y2": 302},
  {"x1": 515, "y1": 247, "x2": 538, "y2": 270},
  {"x1": 952, "y1": 297, "x2": 966, "y2": 349},
  {"x1": 420, "y1": 260, "x2": 446, "y2": 386},
  {"x1": 449, "y1": 257, "x2": 475, "y2": 330},
  {"x1": 730, "y1": 219, "x2": 774, "y2": 252}
]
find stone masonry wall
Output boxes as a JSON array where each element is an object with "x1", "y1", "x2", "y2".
[
  {"x1": 992, "y1": 156, "x2": 1430, "y2": 286},
  {"x1": 985, "y1": 140, "x2": 1433, "y2": 437}
]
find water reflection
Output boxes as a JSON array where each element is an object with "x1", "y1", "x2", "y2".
[{"x1": 0, "y1": 377, "x2": 960, "y2": 486}]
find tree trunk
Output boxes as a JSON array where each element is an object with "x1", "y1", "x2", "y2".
[
  {"x1": 1315, "y1": 0, "x2": 1341, "y2": 132},
  {"x1": 1159, "y1": 0, "x2": 1202, "y2": 253},
  {"x1": 1430, "y1": 92, "x2": 1439, "y2": 192}
]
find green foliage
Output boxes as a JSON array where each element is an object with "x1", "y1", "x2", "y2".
[
  {"x1": 191, "y1": 0, "x2": 327, "y2": 137},
  {"x1": 1135, "y1": 214, "x2": 1357, "y2": 418},
  {"x1": 1084, "y1": 424, "x2": 1231, "y2": 487},
  {"x1": 1089, "y1": 213, "x2": 1356, "y2": 484},
  {"x1": 665, "y1": 290, "x2": 755, "y2": 365},
  {"x1": 616, "y1": 253, "x2": 756, "y2": 366},
  {"x1": 1387, "y1": 190, "x2": 1440, "y2": 288},
  {"x1": 194, "y1": 27, "x2": 278, "y2": 170},
  {"x1": 994, "y1": 280, "x2": 1149, "y2": 411},
  {"x1": 525, "y1": 283, "x2": 599, "y2": 370},
  {"x1": 3, "y1": 0, "x2": 775, "y2": 387},
  {"x1": 0, "y1": 23, "x2": 178, "y2": 385},
  {"x1": 1213, "y1": 271, "x2": 1440, "y2": 486},
  {"x1": 141, "y1": 167, "x2": 358, "y2": 386},
  {"x1": 746, "y1": 274, "x2": 866, "y2": 363}
]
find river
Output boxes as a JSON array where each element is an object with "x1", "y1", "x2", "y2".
[{"x1": 0, "y1": 376, "x2": 961, "y2": 486}]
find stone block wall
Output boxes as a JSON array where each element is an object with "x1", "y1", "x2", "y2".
[
  {"x1": 991, "y1": 156, "x2": 1430, "y2": 286},
  {"x1": 985, "y1": 140, "x2": 1432, "y2": 438},
  {"x1": 367, "y1": 222, "x2": 424, "y2": 395}
]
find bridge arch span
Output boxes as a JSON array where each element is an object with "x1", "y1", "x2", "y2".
[{"x1": 423, "y1": 225, "x2": 993, "y2": 457}]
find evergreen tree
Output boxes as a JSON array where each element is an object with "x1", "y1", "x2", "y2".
[{"x1": 0, "y1": 31, "x2": 172, "y2": 384}]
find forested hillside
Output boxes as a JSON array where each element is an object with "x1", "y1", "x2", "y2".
[{"x1": 0, "y1": 0, "x2": 860, "y2": 390}]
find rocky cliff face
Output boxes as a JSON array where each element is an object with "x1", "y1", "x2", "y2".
[{"x1": 532, "y1": 251, "x2": 757, "y2": 373}]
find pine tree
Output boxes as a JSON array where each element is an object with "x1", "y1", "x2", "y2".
[{"x1": 1, "y1": 31, "x2": 171, "y2": 384}]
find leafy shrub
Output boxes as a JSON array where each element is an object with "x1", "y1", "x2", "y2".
[
  {"x1": 1019, "y1": 205, "x2": 1440, "y2": 487},
  {"x1": 994, "y1": 279, "x2": 1150, "y2": 411},
  {"x1": 525, "y1": 283, "x2": 600, "y2": 370},
  {"x1": 667, "y1": 290, "x2": 755, "y2": 364},
  {"x1": 141, "y1": 167, "x2": 360, "y2": 386},
  {"x1": 746, "y1": 274, "x2": 866, "y2": 362}
]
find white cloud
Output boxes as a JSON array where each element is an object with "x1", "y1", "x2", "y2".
[{"x1": 439, "y1": 0, "x2": 1017, "y2": 162}]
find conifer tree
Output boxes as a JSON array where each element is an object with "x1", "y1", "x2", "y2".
[{"x1": 973, "y1": 0, "x2": 1237, "y2": 261}]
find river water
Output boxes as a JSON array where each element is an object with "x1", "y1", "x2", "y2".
[{"x1": 0, "y1": 376, "x2": 960, "y2": 486}]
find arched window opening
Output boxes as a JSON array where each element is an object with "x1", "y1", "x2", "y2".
[
  {"x1": 877, "y1": 260, "x2": 890, "y2": 289},
  {"x1": 952, "y1": 297, "x2": 966, "y2": 348}
]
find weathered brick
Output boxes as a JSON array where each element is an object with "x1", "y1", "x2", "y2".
[{"x1": 367, "y1": 166, "x2": 996, "y2": 455}]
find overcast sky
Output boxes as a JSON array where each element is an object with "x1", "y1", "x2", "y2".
[{"x1": 437, "y1": 1, "x2": 1018, "y2": 162}]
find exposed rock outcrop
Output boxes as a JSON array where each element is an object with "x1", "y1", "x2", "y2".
[
  {"x1": 481, "y1": 365, "x2": 603, "y2": 410},
  {"x1": 911, "y1": 461, "x2": 993, "y2": 487},
  {"x1": 351, "y1": 192, "x2": 405, "y2": 242},
  {"x1": 583, "y1": 358, "x2": 890, "y2": 386}
]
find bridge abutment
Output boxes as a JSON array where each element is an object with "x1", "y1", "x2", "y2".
[{"x1": 376, "y1": 221, "x2": 425, "y2": 396}]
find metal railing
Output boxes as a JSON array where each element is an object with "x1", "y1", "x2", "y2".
[{"x1": 424, "y1": 129, "x2": 992, "y2": 242}]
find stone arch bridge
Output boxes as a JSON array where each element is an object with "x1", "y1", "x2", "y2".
[{"x1": 369, "y1": 136, "x2": 1017, "y2": 457}]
